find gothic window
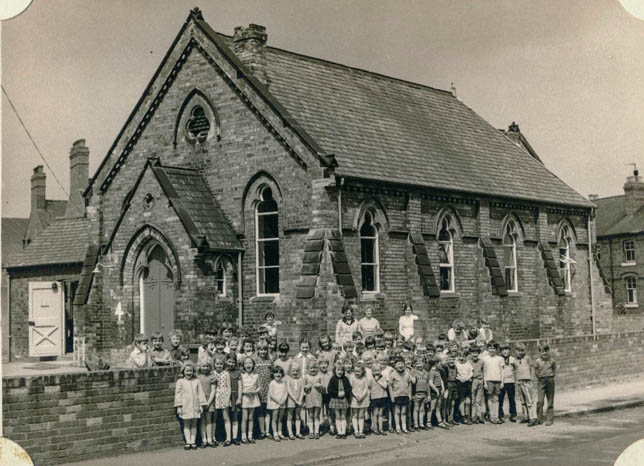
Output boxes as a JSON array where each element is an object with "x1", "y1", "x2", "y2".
[
  {"x1": 185, "y1": 105, "x2": 211, "y2": 143},
  {"x1": 256, "y1": 186, "x2": 279, "y2": 295},
  {"x1": 360, "y1": 211, "x2": 380, "y2": 293},
  {"x1": 624, "y1": 240, "x2": 636, "y2": 263},
  {"x1": 626, "y1": 276, "x2": 637, "y2": 305},
  {"x1": 438, "y1": 216, "x2": 455, "y2": 292},
  {"x1": 503, "y1": 221, "x2": 518, "y2": 292},
  {"x1": 216, "y1": 261, "x2": 226, "y2": 296},
  {"x1": 558, "y1": 225, "x2": 573, "y2": 292}
]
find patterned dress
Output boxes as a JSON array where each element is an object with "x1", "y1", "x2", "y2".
[
  {"x1": 212, "y1": 369, "x2": 231, "y2": 409},
  {"x1": 304, "y1": 374, "x2": 323, "y2": 409},
  {"x1": 256, "y1": 357, "x2": 273, "y2": 404}
]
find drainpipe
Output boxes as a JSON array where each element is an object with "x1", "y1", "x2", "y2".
[
  {"x1": 588, "y1": 211, "x2": 596, "y2": 336},
  {"x1": 337, "y1": 177, "x2": 344, "y2": 236},
  {"x1": 237, "y1": 252, "x2": 243, "y2": 328}
]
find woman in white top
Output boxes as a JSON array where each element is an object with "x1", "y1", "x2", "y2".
[
  {"x1": 358, "y1": 306, "x2": 381, "y2": 339},
  {"x1": 335, "y1": 305, "x2": 359, "y2": 345},
  {"x1": 398, "y1": 302, "x2": 419, "y2": 341}
]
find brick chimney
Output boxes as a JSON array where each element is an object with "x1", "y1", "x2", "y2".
[
  {"x1": 588, "y1": 194, "x2": 599, "y2": 201},
  {"x1": 31, "y1": 165, "x2": 46, "y2": 211},
  {"x1": 233, "y1": 24, "x2": 268, "y2": 86},
  {"x1": 624, "y1": 168, "x2": 644, "y2": 216},
  {"x1": 65, "y1": 139, "x2": 89, "y2": 218}
]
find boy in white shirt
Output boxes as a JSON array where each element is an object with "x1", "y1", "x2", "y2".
[
  {"x1": 455, "y1": 352, "x2": 473, "y2": 424},
  {"x1": 482, "y1": 342, "x2": 504, "y2": 424}
]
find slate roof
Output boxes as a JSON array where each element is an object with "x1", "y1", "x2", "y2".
[
  {"x1": 1, "y1": 218, "x2": 29, "y2": 266},
  {"x1": 6, "y1": 217, "x2": 89, "y2": 268},
  {"x1": 154, "y1": 164, "x2": 242, "y2": 251},
  {"x1": 262, "y1": 46, "x2": 592, "y2": 208},
  {"x1": 594, "y1": 195, "x2": 644, "y2": 237}
]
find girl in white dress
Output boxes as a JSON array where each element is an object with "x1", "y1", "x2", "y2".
[
  {"x1": 304, "y1": 359, "x2": 323, "y2": 439},
  {"x1": 349, "y1": 360, "x2": 370, "y2": 438},
  {"x1": 286, "y1": 365, "x2": 304, "y2": 439},
  {"x1": 240, "y1": 356, "x2": 260, "y2": 444},
  {"x1": 267, "y1": 366, "x2": 288, "y2": 441},
  {"x1": 174, "y1": 361, "x2": 207, "y2": 450}
]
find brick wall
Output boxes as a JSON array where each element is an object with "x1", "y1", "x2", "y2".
[
  {"x1": 512, "y1": 330, "x2": 644, "y2": 390},
  {"x1": 3, "y1": 367, "x2": 181, "y2": 465}
]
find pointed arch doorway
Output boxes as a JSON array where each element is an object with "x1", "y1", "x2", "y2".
[{"x1": 139, "y1": 244, "x2": 175, "y2": 336}]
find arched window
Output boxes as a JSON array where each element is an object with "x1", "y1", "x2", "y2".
[
  {"x1": 216, "y1": 261, "x2": 226, "y2": 296},
  {"x1": 625, "y1": 276, "x2": 637, "y2": 306},
  {"x1": 360, "y1": 211, "x2": 379, "y2": 293},
  {"x1": 558, "y1": 225, "x2": 573, "y2": 292},
  {"x1": 438, "y1": 216, "x2": 454, "y2": 292},
  {"x1": 503, "y1": 221, "x2": 518, "y2": 292},
  {"x1": 256, "y1": 186, "x2": 279, "y2": 295}
]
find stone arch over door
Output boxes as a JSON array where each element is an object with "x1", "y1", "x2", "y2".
[{"x1": 119, "y1": 225, "x2": 181, "y2": 336}]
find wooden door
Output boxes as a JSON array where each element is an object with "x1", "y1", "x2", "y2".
[
  {"x1": 142, "y1": 246, "x2": 175, "y2": 336},
  {"x1": 28, "y1": 281, "x2": 64, "y2": 357}
]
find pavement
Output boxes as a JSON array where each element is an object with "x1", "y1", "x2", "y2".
[{"x1": 60, "y1": 376, "x2": 644, "y2": 466}]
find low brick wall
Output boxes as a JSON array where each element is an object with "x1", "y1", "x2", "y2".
[
  {"x1": 4, "y1": 331, "x2": 644, "y2": 465},
  {"x1": 2, "y1": 367, "x2": 182, "y2": 465},
  {"x1": 513, "y1": 330, "x2": 644, "y2": 390}
]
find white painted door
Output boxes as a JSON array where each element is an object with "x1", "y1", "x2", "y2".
[{"x1": 28, "y1": 281, "x2": 64, "y2": 357}]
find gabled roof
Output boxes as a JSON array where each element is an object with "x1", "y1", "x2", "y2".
[
  {"x1": 6, "y1": 217, "x2": 88, "y2": 269},
  {"x1": 1, "y1": 218, "x2": 29, "y2": 266},
  {"x1": 594, "y1": 195, "x2": 644, "y2": 237},
  {"x1": 262, "y1": 45, "x2": 592, "y2": 208},
  {"x1": 105, "y1": 159, "x2": 242, "y2": 252}
]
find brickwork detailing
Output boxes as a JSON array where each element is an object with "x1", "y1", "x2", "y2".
[
  {"x1": 538, "y1": 240, "x2": 566, "y2": 296},
  {"x1": 408, "y1": 232, "x2": 440, "y2": 297},
  {"x1": 74, "y1": 243, "x2": 98, "y2": 306},
  {"x1": 328, "y1": 230, "x2": 358, "y2": 299},
  {"x1": 480, "y1": 237, "x2": 508, "y2": 297}
]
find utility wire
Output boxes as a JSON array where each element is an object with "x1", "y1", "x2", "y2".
[{"x1": 2, "y1": 85, "x2": 86, "y2": 217}]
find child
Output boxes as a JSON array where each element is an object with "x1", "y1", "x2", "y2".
[
  {"x1": 455, "y1": 351, "x2": 473, "y2": 424},
  {"x1": 515, "y1": 342, "x2": 538, "y2": 427},
  {"x1": 327, "y1": 361, "x2": 352, "y2": 439},
  {"x1": 428, "y1": 357, "x2": 447, "y2": 428},
  {"x1": 304, "y1": 359, "x2": 323, "y2": 439},
  {"x1": 274, "y1": 342, "x2": 293, "y2": 376},
  {"x1": 212, "y1": 355, "x2": 233, "y2": 446},
  {"x1": 238, "y1": 339, "x2": 255, "y2": 365},
  {"x1": 126, "y1": 334, "x2": 152, "y2": 368},
  {"x1": 227, "y1": 336, "x2": 240, "y2": 356},
  {"x1": 220, "y1": 323, "x2": 234, "y2": 349},
  {"x1": 469, "y1": 347, "x2": 485, "y2": 424},
  {"x1": 479, "y1": 318, "x2": 493, "y2": 343},
  {"x1": 341, "y1": 341, "x2": 355, "y2": 361},
  {"x1": 316, "y1": 334, "x2": 337, "y2": 369},
  {"x1": 150, "y1": 332, "x2": 173, "y2": 366},
  {"x1": 354, "y1": 341, "x2": 366, "y2": 359},
  {"x1": 369, "y1": 363, "x2": 389, "y2": 435},
  {"x1": 198, "y1": 329, "x2": 217, "y2": 362},
  {"x1": 261, "y1": 311, "x2": 278, "y2": 338},
  {"x1": 293, "y1": 338, "x2": 316, "y2": 378},
  {"x1": 498, "y1": 343, "x2": 518, "y2": 422},
  {"x1": 174, "y1": 361, "x2": 207, "y2": 450},
  {"x1": 255, "y1": 340, "x2": 273, "y2": 439},
  {"x1": 352, "y1": 330, "x2": 364, "y2": 345},
  {"x1": 483, "y1": 342, "x2": 504, "y2": 424},
  {"x1": 286, "y1": 364, "x2": 305, "y2": 439},
  {"x1": 318, "y1": 358, "x2": 333, "y2": 434},
  {"x1": 225, "y1": 354, "x2": 241, "y2": 445},
  {"x1": 534, "y1": 344, "x2": 556, "y2": 426},
  {"x1": 376, "y1": 352, "x2": 394, "y2": 433},
  {"x1": 444, "y1": 353, "x2": 458, "y2": 426},
  {"x1": 267, "y1": 366, "x2": 288, "y2": 441},
  {"x1": 349, "y1": 360, "x2": 369, "y2": 438},
  {"x1": 168, "y1": 329, "x2": 184, "y2": 363},
  {"x1": 268, "y1": 336, "x2": 278, "y2": 361},
  {"x1": 214, "y1": 336, "x2": 227, "y2": 357},
  {"x1": 198, "y1": 362, "x2": 217, "y2": 447},
  {"x1": 412, "y1": 357, "x2": 429, "y2": 430},
  {"x1": 198, "y1": 336, "x2": 216, "y2": 366},
  {"x1": 388, "y1": 356, "x2": 413, "y2": 434},
  {"x1": 240, "y1": 356, "x2": 260, "y2": 443},
  {"x1": 383, "y1": 332, "x2": 395, "y2": 351},
  {"x1": 177, "y1": 345, "x2": 191, "y2": 365}
]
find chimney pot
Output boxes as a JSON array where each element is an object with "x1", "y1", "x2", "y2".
[{"x1": 66, "y1": 139, "x2": 89, "y2": 218}]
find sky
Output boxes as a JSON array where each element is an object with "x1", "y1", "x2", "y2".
[{"x1": 2, "y1": 0, "x2": 644, "y2": 218}]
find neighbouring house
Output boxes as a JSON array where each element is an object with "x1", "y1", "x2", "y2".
[
  {"x1": 7, "y1": 9, "x2": 614, "y2": 365},
  {"x1": 593, "y1": 168, "x2": 644, "y2": 332},
  {"x1": 4, "y1": 140, "x2": 90, "y2": 360},
  {"x1": 1, "y1": 217, "x2": 29, "y2": 361}
]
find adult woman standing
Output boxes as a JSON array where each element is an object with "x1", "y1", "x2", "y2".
[
  {"x1": 335, "y1": 304, "x2": 359, "y2": 345},
  {"x1": 358, "y1": 306, "x2": 381, "y2": 339},
  {"x1": 398, "y1": 303, "x2": 419, "y2": 341}
]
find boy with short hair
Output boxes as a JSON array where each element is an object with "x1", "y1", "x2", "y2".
[
  {"x1": 534, "y1": 344, "x2": 556, "y2": 426},
  {"x1": 482, "y1": 342, "x2": 504, "y2": 424},
  {"x1": 444, "y1": 353, "x2": 459, "y2": 426},
  {"x1": 168, "y1": 329, "x2": 184, "y2": 362},
  {"x1": 150, "y1": 331, "x2": 173, "y2": 366},
  {"x1": 469, "y1": 347, "x2": 485, "y2": 424},
  {"x1": 515, "y1": 342, "x2": 538, "y2": 427},
  {"x1": 293, "y1": 337, "x2": 316, "y2": 376},
  {"x1": 127, "y1": 334, "x2": 152, "y2": 368},
  {"x1": 498, "y1": 343, "x2": 518, "y2": 422},
  {"x1": 455, "y1": 351, "x2": 473, "y2": 424}
]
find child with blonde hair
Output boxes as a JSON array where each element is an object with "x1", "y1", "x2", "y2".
[
  {"x1": 267, "y1": 366, "x2": 288, "y2": 441},
  {"x1": 369, "y1": 363, "x2": 389, "y2": 435},
  {"x1": 327, "y1": 361, "x2": 352, "y2": 439},
  {"x1": 174, "y1": 361, "x2": 207, "y2": 450},
  {"x1": 349, "y1": 360, "x2": 369, "y2": 438},
  {"x1": 286, "y1": 364, "x2": 305, "y2": 439},
  {"x1": 304, "y1": 359, "x2": 323, "y2": 439},
  {"x1": 197, "y1": 362, "x2": 217, "y2": 447},
  {"x1": 212, "y1": 355, "x2": 233, "y2": 446},
  {"x1": 240, "y1": 356, "x2": 260, "y2": 443}
]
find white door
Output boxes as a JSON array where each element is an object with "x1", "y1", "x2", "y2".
[{"x1": 28, "y1": 281, "x2": 64, "y2": 357}]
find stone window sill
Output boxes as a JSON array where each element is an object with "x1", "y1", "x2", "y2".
[
  {"x1": 625, "y1": 303, "x2": 639, "y2": 309},
  {"x1": 250, "y1": 295, "x2": 277, "y2": 304},
  {"x1": 361, "y1": 292, "x2": 386, "y2": 301},
  {"x1": 440, "y1": 292, "x2": 460, "y2": 299},
  {"x1": 506, "y1": 291, "x2": 522, "y2": 298}
]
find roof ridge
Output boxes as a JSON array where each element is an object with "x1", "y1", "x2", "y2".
[{"x1": 594, "y1": 194, "x2": 625, "y2": 202}]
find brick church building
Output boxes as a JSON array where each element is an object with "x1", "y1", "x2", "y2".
[{"x1": 7, "y1": 8, "x2": 614, "y2": 364}]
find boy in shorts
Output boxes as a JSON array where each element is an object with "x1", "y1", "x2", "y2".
[
  {"x1": 483, "y1": 342, "x2": 504, "y2": 424},
  {"x1": 388, "y1": 356, "x2": 414, "y2": 433},
  {"x1": 455, "y1": 351, "x2": 473, "y2": 424}
]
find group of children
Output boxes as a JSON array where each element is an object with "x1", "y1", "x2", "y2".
[{"x1": 127, "y1": 314, "x2": 557, "y2": 450}]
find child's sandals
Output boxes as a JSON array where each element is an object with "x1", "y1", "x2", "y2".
[
  {"x1": 288, "y1": 434, "x2": 296, "y2": 440},
  {"x1": 184, "y1": 444, "x2": 191, "y2": 451},
  {"x1": 314, "y1": 433, "x2": 320, "y2": 439},
  {"x1": 224, "y1": 440, "x2": 232, "y2": 447}
]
